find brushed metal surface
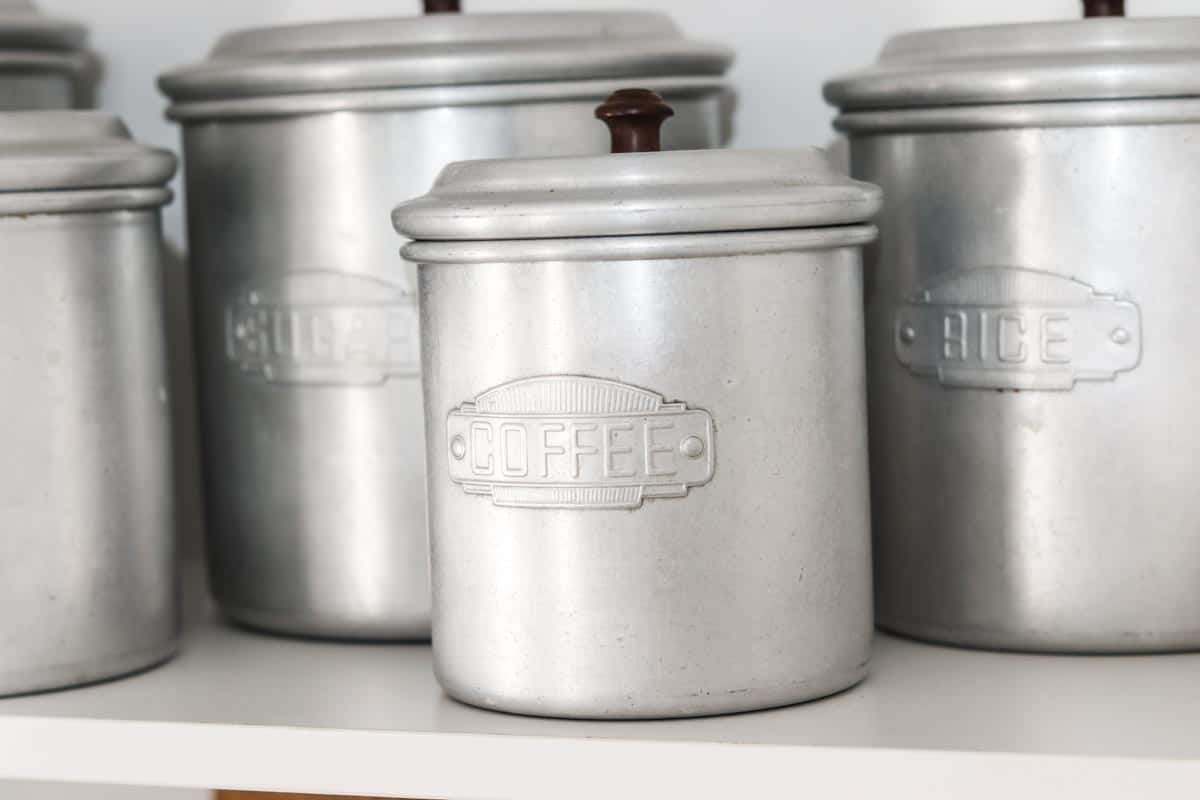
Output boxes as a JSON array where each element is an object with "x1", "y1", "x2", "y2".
[
  {"x1": 851, "y1": 122, "x2": 1200, "y2": 652},
  {"x1": 181, "y1": 95, "x2": 726, "y2": 640},
  {"x1": 418, "y1": 241, "x2": 874, "y2": 717},
  {"x1": 0, "y1": 210, "x2": 177, "y2": 696}
]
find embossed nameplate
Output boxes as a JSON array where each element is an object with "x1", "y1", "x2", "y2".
[
  {"x1": 226, "y1": 271, "x2": 419, "y2": 386},
  {"x1": 894, "y1": 268, "x2": 1141, "y2": 390},
  {"x1": 447, "y1": 376, "x2": 715, "y2": 510}
]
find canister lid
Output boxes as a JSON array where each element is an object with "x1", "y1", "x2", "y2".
[
  {"x1": 159, "y1": 10, "x2": 732, "y2": 103},
  {"x1": 825, "y1": 15, "x2": 1200, "y2": 111},
  {"x1": 392, "y1": 147, "x2": 881, "y2": 241},
  {"x1": 0, "y1": 112, "x2": 177, "y2": 214},
  {"x1": 0, "y1": 0, "x2": 86, "y2": 49},
  {"x1": 0, "y1": 0, "x2": 96, "y2": 105}
]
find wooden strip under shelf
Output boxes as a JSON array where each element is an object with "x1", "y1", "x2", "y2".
[{"x1": 215, "y1": 792, "x2": 408, "y2": 800}]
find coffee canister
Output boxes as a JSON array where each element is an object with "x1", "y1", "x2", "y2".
[
  {"x1": 0, "y1": 112, "x2": 178, "y2": 697},
  {"x1": 158, "y1": 6, "x2": 732, "y2": 641},
  {"x1": 0, "y1": 1, "x2": 97, "y2": 109},
  {"x1": 394, "y1": 91, "x2": 880, "y2": 718},
  {"x1": 825, "y1": 1, "x2": 1200, "y2": 652}
]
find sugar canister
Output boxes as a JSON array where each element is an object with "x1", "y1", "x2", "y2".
[
  {"x1": 826, "y1": 0, "x2": 1200, "y2": 652},
  {"x1": 158, "y1": 5, "x2": 732, "y2": 641},
  {"x1": 0, "y1": 112, "x2": 178, "y2": 696},
  {"x1": 394, "y1": 90, "x2": 880, "y2": 718}
]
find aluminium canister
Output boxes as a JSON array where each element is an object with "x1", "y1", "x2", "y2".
[
  {"x1": 825, "y1": 13, "x2": 1200, "y2": 653},
  {"x1": 0, "y1": 1, "x2": 97, "y2": 109},
  {"x1": 0, "y1": 112, "x2": 179, "y2": 697},
  {"x1": 393, "y1": 146, "x2": 881, "y2": 719},
  {"x1": 158, "y1": 9, "x2": 732, "y2": 641}
]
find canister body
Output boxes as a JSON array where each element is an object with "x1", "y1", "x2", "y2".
[
  {"x1": 0, "y1": 210, "x2": 177, "y2": 696},
  {"x1": 183, "y1": 94, "x2": 725, "y2": 640},
  {"x1": 852, "y1": 119, "x2": 1200, "y2": 652},
  {"x1": 419, "y1": 236, "x2": 873, "y2": 718}
]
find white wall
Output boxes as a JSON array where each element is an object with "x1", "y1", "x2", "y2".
[{"x1": 34, "y1": 0, "x2": 1200, "y2": 248}]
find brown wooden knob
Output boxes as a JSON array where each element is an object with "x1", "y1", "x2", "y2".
[
  {"x1": 424, "y1": 0, "x2": 461, "y2": 13},
  {"x1": 1083, "y1": 0, "x2": 1124, "y2": 16},
  {"x1": 595, "y1": 89, "x2": 675, "y2": 154}
]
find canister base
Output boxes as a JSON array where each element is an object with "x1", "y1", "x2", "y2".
[
  {"x1": 878, "y1": 619, "x2": 1200, "y2": 656},
  {"x1": 0, "y1": 639, "x2": 178, "y2": 699},
  {"x1": 221, "y1": 604, "x2": 431, "y2": 643},
  {"x1": 436, "y1": 663, "x2": 868, "y2": 721}
]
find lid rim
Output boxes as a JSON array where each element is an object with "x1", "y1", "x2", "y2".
[
  {"x1": 393, "y1": 194, "x2": 881, "y2": 241},
  {"x1": 161, "y1": 46, "x2": 734, "y2": 102},
  {"x1": 834, "y1": 94, "x2": 1200, "y2": 133},
  {"x1": 0, "y1": 156, "x2": 178, "y2": 192},
  {"x1": 163, "y1": 75, "x2": 728, "y2": 121},
  {"x1": 401, "y1": 226, "x2": 879, "y2": 265},
  {"x1": 826, "y1": 62, "x2": 1200, "y2": 110},
  {"x1": 0, "y1": 187, "x2": 173, "y2": 217},
  {"x1": 0, "y1": 48, "x2": 97, "y2": 76}
]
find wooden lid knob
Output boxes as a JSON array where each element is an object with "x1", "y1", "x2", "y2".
[
  {"x1": 424, "y1": 0, "x2": 461, "y2": 13},
  {"x1": 1083, "y1": 0, "x2": 1124, "y2": 17},
  {"x1": 595, "y1": 89, "x2": 675, "y2": 154}
]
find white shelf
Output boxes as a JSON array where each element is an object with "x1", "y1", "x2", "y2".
[{"x1": 2, "y1": 579, "x2": 1199, "y2": 800}]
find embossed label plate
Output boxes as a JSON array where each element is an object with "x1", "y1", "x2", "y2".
[
  {"x1": 447, "y1": 375, "x2": 715, "y2": 510},
  {"x1": 226, "y1": 271, "x2": 419, "y2": 386},
  {"x1": 894, "y1": 268, "x2": 1142, "y2": 390}
]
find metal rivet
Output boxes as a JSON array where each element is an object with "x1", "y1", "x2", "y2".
[
  {"x1": 450, "y1": 435, "x2": 467, "y2": 460},
  {"x1": 899, "y1": 324, "x2": 917, "y2": 344},
  {"x1": 1111, "y1": 328, "x2": 1131, "y2": 345},
  {"x1": 680, "y1": 436, "x2": 705, "y2": 459}
]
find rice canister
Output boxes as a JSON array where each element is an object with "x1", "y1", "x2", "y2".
[
  {"x1": 393, "y1": 90, "x2": 880, "y2": 719},
  {"x1": 0, "y1": 1, "x2": 96, "y2": 109},
  {"x1": 0, "y1": 112, "x2": 178, "y2": 696},
  {"x1": 825, "y1": 1, "x2": 1200, "y2": 652},
  {"x1": 158, "y1": 5, "x2": 732, "y2": 641}
]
